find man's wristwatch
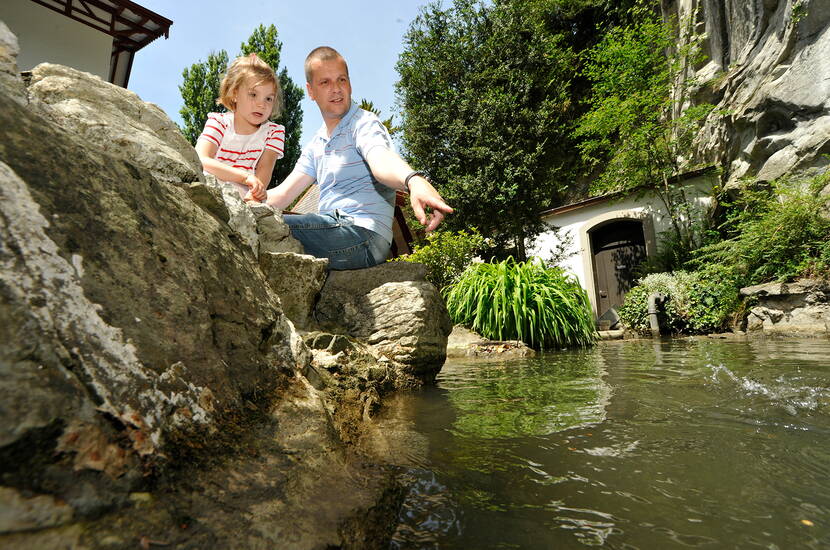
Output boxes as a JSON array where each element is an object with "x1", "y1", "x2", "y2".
[{"x1": 404, "y1": 170, "x2": 429, "y2": 194}]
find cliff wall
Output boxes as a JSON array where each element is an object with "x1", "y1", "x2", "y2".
[{"x1": 665, "y1": 0, "x2": 830, "y2": 186}]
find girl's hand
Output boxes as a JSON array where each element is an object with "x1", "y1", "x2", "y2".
[{"x1": 244, "y1": 174, "x2": 267, "y2": 202}]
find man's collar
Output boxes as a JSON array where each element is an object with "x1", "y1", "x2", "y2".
[{"x1": 315, "y1": 101, "x2": 359, "y2": 141}]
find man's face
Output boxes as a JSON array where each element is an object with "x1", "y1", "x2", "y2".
[{"x1": 306, "y1": 57, "x2": 352, "y2": 122}]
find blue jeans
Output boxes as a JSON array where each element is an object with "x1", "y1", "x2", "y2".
[{"x1": 283, "y1": 210, "x2": 390, "y2": 270}]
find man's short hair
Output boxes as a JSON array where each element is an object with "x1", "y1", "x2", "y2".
[{"x1": 304, "y1": 46, "x2": 348, "y2": 83}]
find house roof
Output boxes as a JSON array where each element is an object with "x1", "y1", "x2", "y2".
[
  {"x1": 539, "y1": 166, "x2": 716, "y2": 219},
  {"x1": 28, "y1": 0, "x2": 171, "y2": 87}
]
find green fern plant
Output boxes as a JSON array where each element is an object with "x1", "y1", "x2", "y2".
[{"x1": 444, "y1": 258, "x2": 597, "y2": 349}]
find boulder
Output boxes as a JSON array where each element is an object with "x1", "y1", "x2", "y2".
[
  {"x1": 0, "y1": 50, "x2": 320, "y2": 523},
  {"x1": 315, "y1": 262, "x2": 452, "y2": 382},
  {"x1": 26, "y1": 63, "x2": 202, "y2": 186},
  {"x1": 668, "y1": 0, "x2": 830, "y2": 186},
  {"x1": 740, "y1": 279, "x2": 830, "y2": 335},
  {"x1": 446, "y1": 325, "x2": 536, "y2": 359},
  {"x1": 259, "y1": 252, "x2": 328, "y2": 330},
  {"x1": 0, "y1": 21, "x2": 24, "y2": 104}
]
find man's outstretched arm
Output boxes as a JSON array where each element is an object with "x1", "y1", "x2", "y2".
[
  {"x1": 365, "y1": 147, "x2": 453, "y2": 232},
  {"x1": 265, "y1": 170, "x2": 316, "y2": 210}
]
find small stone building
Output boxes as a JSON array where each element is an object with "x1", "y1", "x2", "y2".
[{"x1": 531, "y1": 170, "x2": 716, "y2": 320}]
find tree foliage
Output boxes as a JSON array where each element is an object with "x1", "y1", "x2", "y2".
[
  {"x1": 396, "y1": 0, "x2": 582, "y2": 260},
  {"x1": 179, "y1": 50, "x2": 228, "y2": 146},
  {"x1": 574, "y1": 7, "x2": 716, "y2": 253},
  {"x1": 179, "y1": 24, "x2": 303, "y2": 186}
]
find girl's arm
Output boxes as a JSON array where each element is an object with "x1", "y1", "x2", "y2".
[
  {"x1": 253, "y1": 149, "x2": 280, "y2": 198},
  {"x1": 195, "y1": 139, "x2": 264, "y2": 200}
]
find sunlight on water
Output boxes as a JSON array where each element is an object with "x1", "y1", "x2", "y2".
[{"x1": 373, "y1": 338, "x2": 830, "y2": 549}]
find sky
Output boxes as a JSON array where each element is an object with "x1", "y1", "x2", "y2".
[{"x1": 129, "y1": 1, "x2": 436, "y2": 145}]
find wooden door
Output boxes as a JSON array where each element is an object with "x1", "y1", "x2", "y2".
[{"x1": 590, "y1": 220, "x2": 647, "y2": 318}]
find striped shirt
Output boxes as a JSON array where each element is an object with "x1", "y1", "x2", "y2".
[
  {"x1": 295, "y1": 102, "x2": 396, "y2": 245},
  {"x1": 197, "y1": 112, "x2": 285, "y2": 197}
]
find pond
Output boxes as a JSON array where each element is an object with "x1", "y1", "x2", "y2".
[{"x1": 367, "y1": 338, "x2": 830, "y2": 549}]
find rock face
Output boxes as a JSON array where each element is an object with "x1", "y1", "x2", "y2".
[
  {"x1": 315, "y1": 263, "x2": 453, "y2": 383},
  {"x1": 741, "y1": 279, "x2": 830, "y2": 334},
  {"x1": 0, "y1": 58, "x2": 310, "y2": 518},
  {"x1": 667, "y1": 0, "x2": 830, "y2": 186},
  {"x1": 0, "y1": 33, "x2": 446, "y2": 547}
]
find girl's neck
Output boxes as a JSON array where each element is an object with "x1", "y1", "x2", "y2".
[{"x1": 233, "y1": 112, "x2": 260, "y2": 135}]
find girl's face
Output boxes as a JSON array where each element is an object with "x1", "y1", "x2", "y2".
[{"x1": 233, "y1": 78, "x2": 276, "y2": 133}]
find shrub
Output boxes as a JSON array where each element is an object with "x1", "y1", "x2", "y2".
[
  {"x1": 618, "y1": 270, "x2": 737, "y2": 334},
  {"x1": 444, "y1": 258, "x2": 597, "y2": 349},
  {"x1": 395, "y1": 229, "x2": 485, "y2": 290},
  {"x1": 689, "y1": 175, "x2": 830, "y2": 286}
]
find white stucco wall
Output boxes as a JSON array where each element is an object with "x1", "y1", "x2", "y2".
[
  {"x1": 530, "y1": 175, "x2": 715, "y2": 313},
  {"x1": 1, "y1": 0, "x2": 112, "y2": 78}
]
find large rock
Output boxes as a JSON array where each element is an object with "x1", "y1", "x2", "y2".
[
  {"x1": 668, "y1": 0, "x2": 830, "y2": 186},
  {"x1": 0, "y1": 75, "x2": 310, "y2": 516},
  {"x1": 27, "y1": 63, "x2": 202, "y2": 186},
  {"x1": 260, "y1": 252, "x2": 328, "y2": 330},
  {"x1": 315, "y1": 262, "x2": 452, "y2": 382},
  {"x1": 741, "y1": 279, "x2": 830, "y2": 335},
  {"x1": 0, "y1": 21, "x2": 24, "y2": 104},
  {"x1": 446, "y1": 325, "x2": 536, "y2": 359}
]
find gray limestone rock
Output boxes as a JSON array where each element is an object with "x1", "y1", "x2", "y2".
[
  {"x1": 668, "y1": 0, "x2": 830, "y2": 185},
  {"x1": 259, "y1": 252, "x2": 329, "y2": 330},
  {"x1": 315, "y1": 262, "x2": 452, "y2": 381},
  {"x1": 0, "y1": 76, "x2": 305, "y2": 517},
  {"x1": 741, "y1": 279, "x2": 830, "y2": 334},
  {"x1": 26, "y1": 63, "x2": 202, "y2": 186},
  {"x1": 0, "y1": 21, "x2": 24, "y2": 104},
  {"x1": 0, "y1": 487, "x2": 74, "y2": 534},
  {"x1": 249, "y1": 202, "x2": 305, "y2": 255},
  {"x1": 446, "y1": 325, "x2": 536, "y2": 359},
  {"x1": 204, "y1": 173, "x2": 261, "y2": 253}
]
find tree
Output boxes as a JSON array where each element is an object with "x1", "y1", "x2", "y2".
[
  {"x1": 574, "y1": 8, "x2": 715, "y2": 258},
  {"x1": 178, "y1": 25, "x2": 304, "y2": 187},
  {"x1": 396, "y1": 0, "x2": 581, "y2": 260},
  {"x1": 358, "y1": 99, "x2": 399, "y2": 136},
  {"x1": 179, "y1": 50, "x2": 228, "y2": 145},
  {"x1": 240, "y1": 24, "x2": 304, "y2": 185}
]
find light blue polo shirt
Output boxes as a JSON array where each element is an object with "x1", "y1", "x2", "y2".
[{"x1": 295, "y1": 102, "x2": 396, "y2": 245}]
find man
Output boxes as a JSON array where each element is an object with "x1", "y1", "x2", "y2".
[{"x1": 266, "y1": 46, "x2": 452, "y2": 270}]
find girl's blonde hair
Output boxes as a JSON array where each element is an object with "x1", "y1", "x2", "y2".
[{"x1": 218, "y1": 53, "x2": 282, "y2": 118}]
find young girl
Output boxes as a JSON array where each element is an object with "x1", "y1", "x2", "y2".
[{"x1": 196, "y1": 53, "x2": 285, "y2": 202}]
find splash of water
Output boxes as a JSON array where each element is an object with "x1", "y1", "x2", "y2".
[{"x1": 707, "y1": 363, "x2": 829, "y2": 415}]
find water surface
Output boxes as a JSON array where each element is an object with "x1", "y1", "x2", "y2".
[{"x1": 372, "y1": 338, "x2": 830, "y2": 549}]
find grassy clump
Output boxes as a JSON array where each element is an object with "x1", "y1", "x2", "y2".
[{"x1": 444, "y1": 258, "x2": 597, "y2": 349}]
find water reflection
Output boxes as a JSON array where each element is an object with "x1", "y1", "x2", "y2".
[
  {"x1": 376, "y1": 338, "x2": 830, "y2": 549},
  {"x1": 441, "y1": 351, "x2": 611, "y2": 439}
]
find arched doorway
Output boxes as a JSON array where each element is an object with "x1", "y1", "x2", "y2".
[{"x1": 589, "y1": 219, "x2": 647, "y2": 321}]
